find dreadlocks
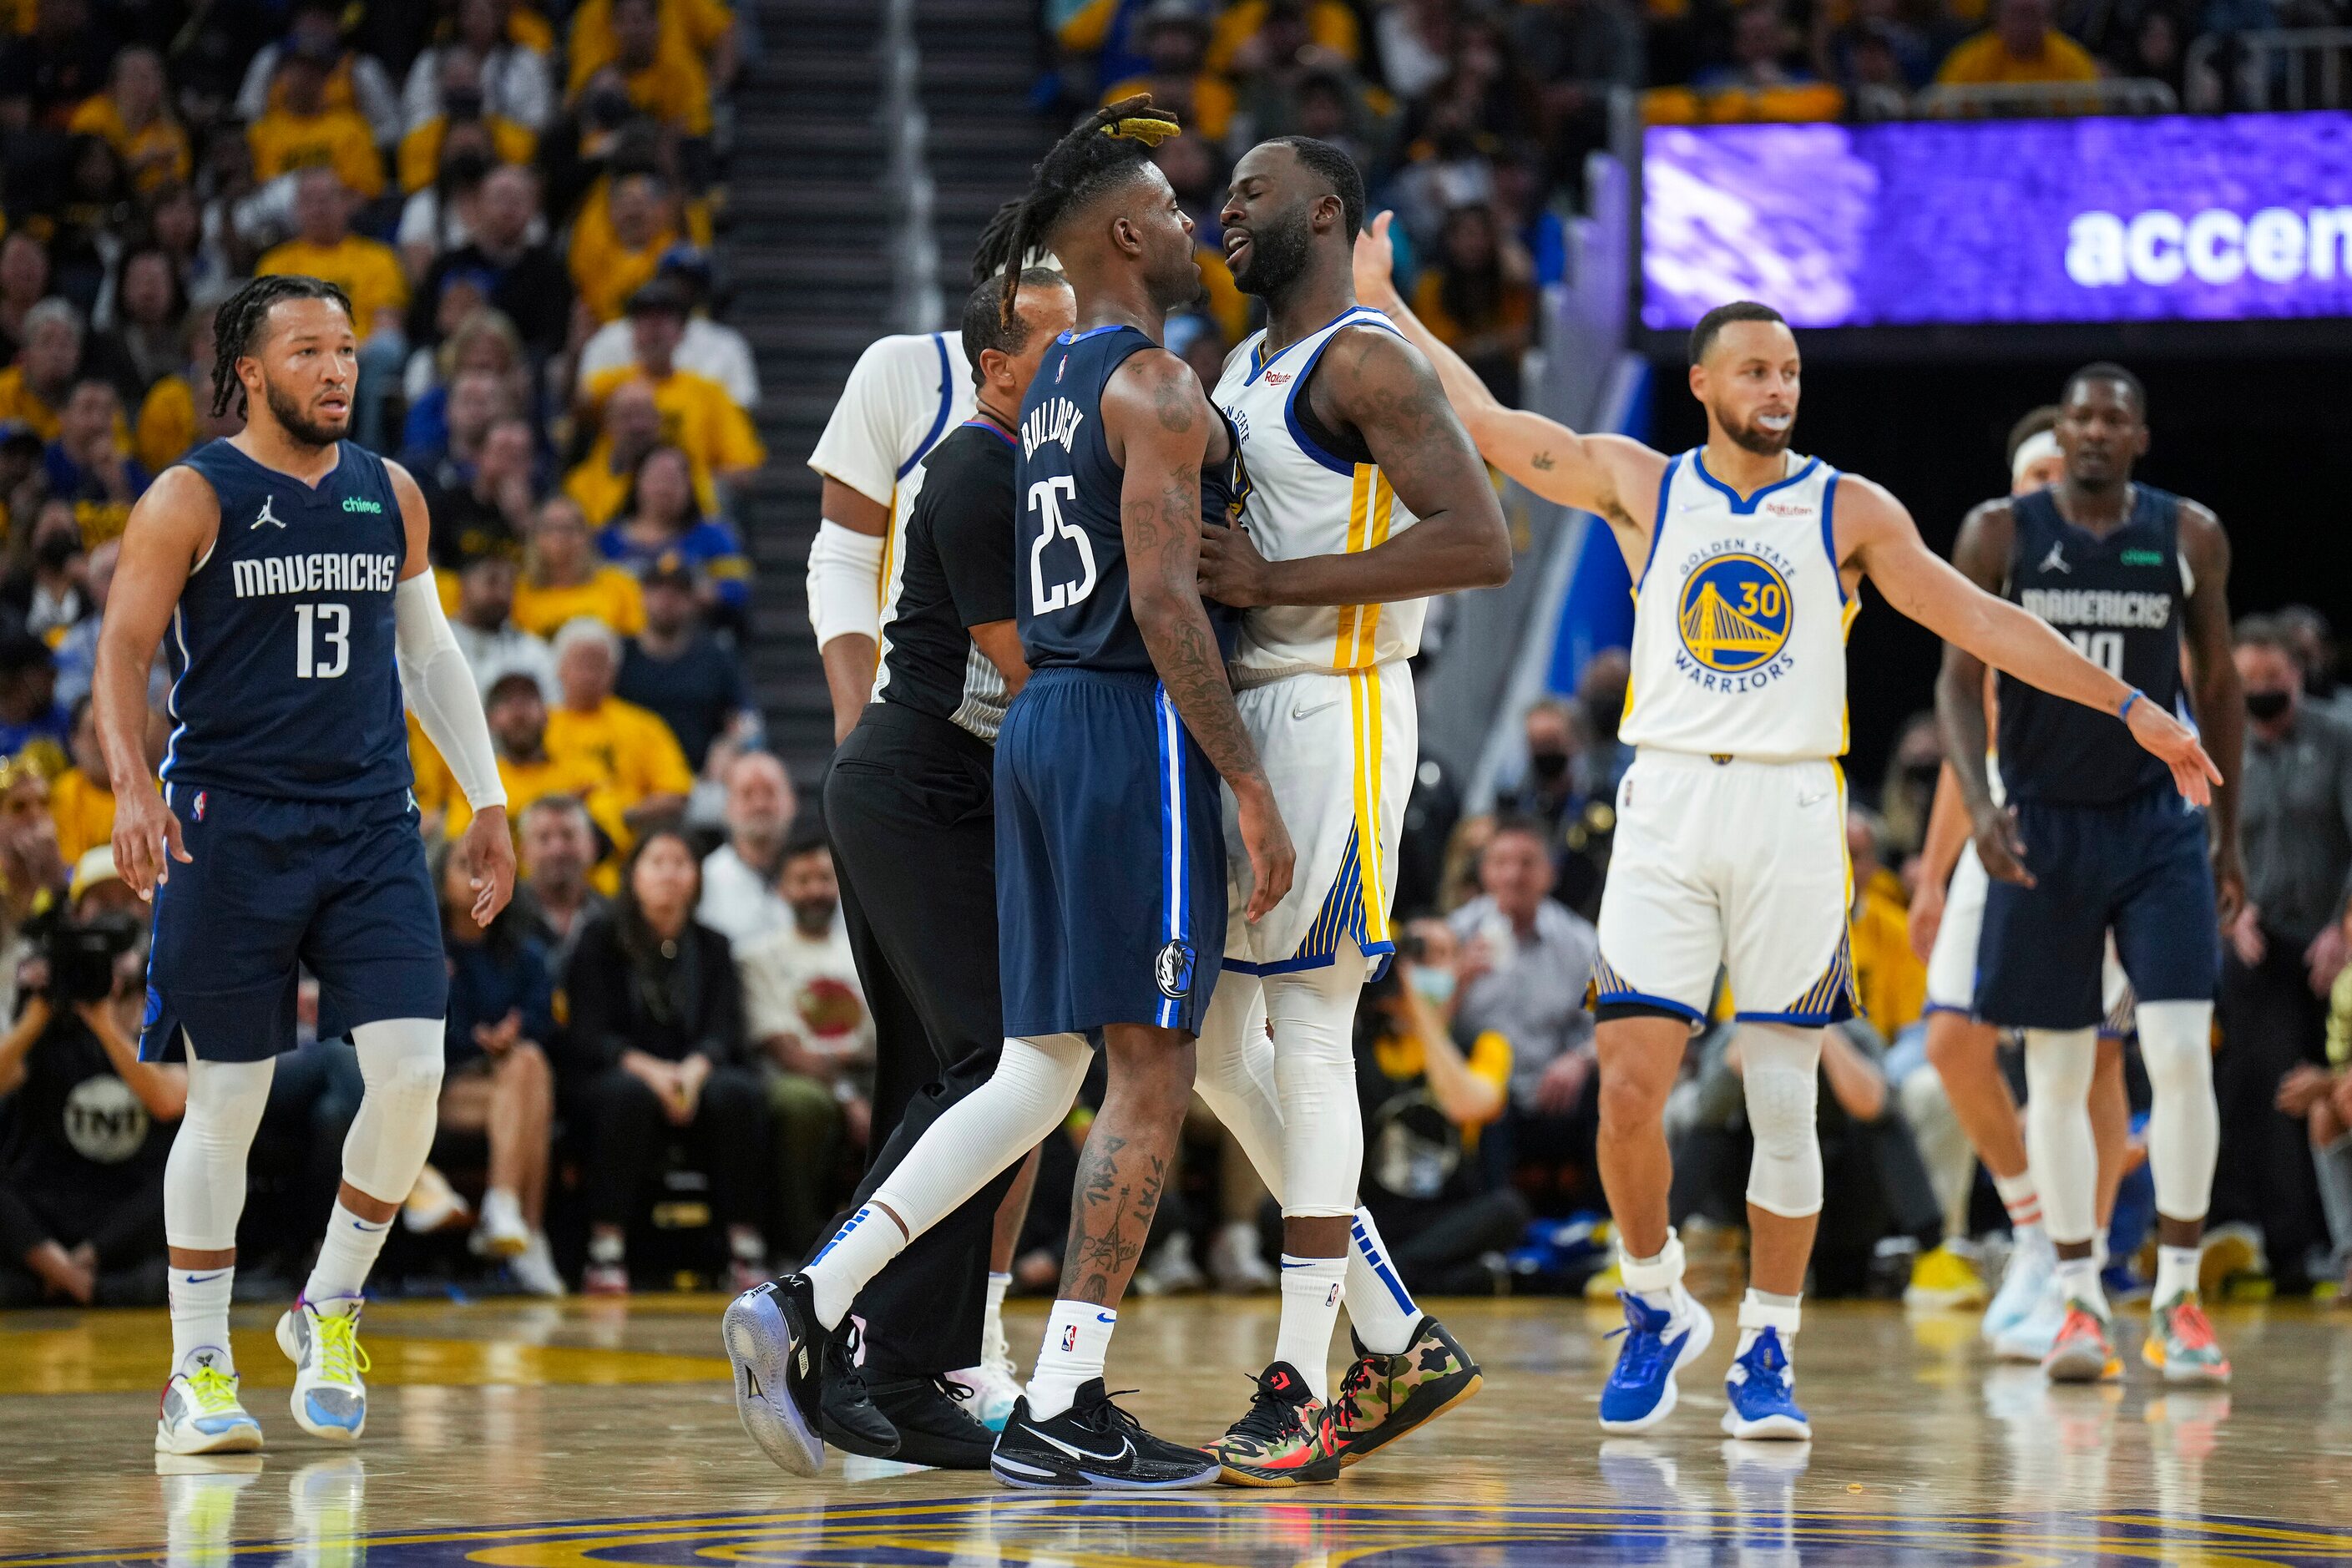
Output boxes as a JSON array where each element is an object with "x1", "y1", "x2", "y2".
[
  {"x1": 997, "y1": 94, "x2": 1181, "y2": 323},
  {"x1": 209, "y1": 274, "x2": 355, "y2": 419}
]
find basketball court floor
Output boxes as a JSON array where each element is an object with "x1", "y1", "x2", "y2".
[{"x1": 5, "y1": 1294, "x2": 2352, "y2": 1565}]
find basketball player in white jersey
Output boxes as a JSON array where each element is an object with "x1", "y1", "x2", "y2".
[
  {"x1": 1186, "y1": 137, "x2": 1510, "y2": 1484},
  {"x1": 1355, "y1": 219, "x2": 2218, "y2": 1440}
]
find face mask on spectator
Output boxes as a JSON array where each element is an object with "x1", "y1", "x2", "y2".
[
  {"x1": 443, "y1": 146, "x2": 493, "y2": 185},
  {"x1": 443, "y1": 86, "x2": 487, "y2": 121},
  {"x1": 37, "y1": 533, "x2": 81, "y2": 572},
  {"x1": 1529, "y1": 748, "x2": 1570, "y2": 784},
  {"x1": 1408, "y1": 964, "x2": 1456, "y2": 1009},
  {"x1": 2245, "y1": 688, "x2": 2292, "y2": 722}
]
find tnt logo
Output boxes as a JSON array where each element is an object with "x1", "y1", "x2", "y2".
[{"x1": 1060, "y1": 1324, "x2": 1080, "y2": 1353}]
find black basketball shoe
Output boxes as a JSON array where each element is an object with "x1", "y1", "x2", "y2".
[
  {"x1": 863, "y1": 1374, "x2": 995, "y2": 1469},
  {"x1": 989, "y1": 1378, "x2": 1220, "y2": 1490},
  {"x1": 722, "y1": 1274, "x2": 895, "y2": 1475},
  {"x1": 817, "y1": 1320, "x2": 901, "y2": 1459}
]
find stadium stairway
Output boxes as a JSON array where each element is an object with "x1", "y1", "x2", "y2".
[{"x1": 729, "y1": 0, "x2": 1050, "y2": 787}]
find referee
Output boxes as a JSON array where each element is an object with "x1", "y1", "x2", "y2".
[{"x1": 748, "y1": 266, "x2": 1075, "y2": 1471}]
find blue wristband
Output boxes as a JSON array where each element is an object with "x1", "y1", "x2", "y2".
[{"x1": 2118, "y1": 688, "x2": 2142, "y2": 721}]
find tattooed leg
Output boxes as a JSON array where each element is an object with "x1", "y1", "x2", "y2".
[{"x1": 1060, "y1": 1024, "x2": 1197, "y2": 1305}]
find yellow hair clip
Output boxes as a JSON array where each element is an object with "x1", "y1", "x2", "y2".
[{"x1": 1104, "y1": 115, "x2": 1181, "y2": 146}]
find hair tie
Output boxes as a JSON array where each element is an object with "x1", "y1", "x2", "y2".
[{"x1": 1103, "y1": 115, "x2": 1181, "y2": 146}]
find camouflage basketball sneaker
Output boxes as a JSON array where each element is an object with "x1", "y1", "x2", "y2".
[
  {"x1": 2142, "y1": 1293, "x2": 2232, "y2": 1384},
  {"x1": 1324, "y1": 1316, "x2": 1483, "y2": 1469},
  {"x1": 1211, "y1": 1361, "x2": 1340, "y2": 1486}
]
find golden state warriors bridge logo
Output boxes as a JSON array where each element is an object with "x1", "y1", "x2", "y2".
[{"x1": 1675, "y1": 547, "x2": 1795, "y2": 691}]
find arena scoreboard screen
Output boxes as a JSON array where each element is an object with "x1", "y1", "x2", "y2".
[{"x1": 1642, "y1": 112, "x2": 2352, "y2": 328}]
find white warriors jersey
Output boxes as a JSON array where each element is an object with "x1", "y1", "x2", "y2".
[
  {"x1": 1621, "y1": 449, "x2": 1857, "y2": 761},
  {"x1": 1212, "y1": 306, "x2": 1424, "y2": 680}
]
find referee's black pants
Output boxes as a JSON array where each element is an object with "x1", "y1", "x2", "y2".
[{"x1": 822, "y1": 701, "x2": 1027, "y2": 1380}]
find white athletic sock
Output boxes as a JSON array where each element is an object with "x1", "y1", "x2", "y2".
[
  {"x1": 1346, "y1": 1207, "x2": 1422, "y2": 1354},
  {"x1": 2154, "y1": 1244, "x2": 2202, "y2": 1304},
  {"x1": 805, "y1": 1204, "x2": 908, "y2": 1329},
  {"x1": 1274, "y1": 1254, "x2": 1348, "y2": 1400},
  {"x1": 2057, "y1": 1253, "x2": 2107, "y2": 1318},
  {"x1": 304, "y1": 1201, "x2": 391, "y2": 1305},
  {"x1": 169, "y1": 1266, "x2": 236, "y2": 1375},
  {"x1": 1026, "y1": 1300, "x2": 1115, "y2": 1420},
  {"x1": 983, "y1": 1271, "x2": 1013, "y2": 1368},
  {"x1": 1734, "y1": 1287, "x2": 1802, "y2": 1359},
  {"x1": 1992, "y1": 1170, "x2": 2043, "y2": 1239}
]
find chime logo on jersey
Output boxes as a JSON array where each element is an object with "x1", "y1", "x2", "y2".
[{"x1": 1677, "y1": 550, "x2": 1794, "y2": 679}]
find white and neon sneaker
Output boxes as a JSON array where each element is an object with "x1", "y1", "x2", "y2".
[
  {"x1": 1993, "y1": 1272, "x2": 2068, "y2": 1363},
  {"x1": 946, "y1": 1362, "x2": 1023, "y2": 1432},
  {"x1": 1983, "y1": 1229, "x2": 2056, "y2": 1345},
  {"x1": 277, "y1": 1296, "x2": 372, "y2": 1441},
  {"x1": 155, "y1": 1349, "x2": 264, "y2": 1454}
]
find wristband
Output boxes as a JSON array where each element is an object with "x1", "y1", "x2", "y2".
[{"x1": 2118, "y1": 688, "x2": 2143, "y2": 721}]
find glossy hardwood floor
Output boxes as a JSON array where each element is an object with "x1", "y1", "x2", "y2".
[{"x1": 5, "y1": 1292, "x2": 2352, "y2": 1565}]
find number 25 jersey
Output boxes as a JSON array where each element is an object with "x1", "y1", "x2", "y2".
[
  {"x1": 1620, "y1": 449, "x2": 1854, "y2": 762},
  {"x1": 1015, "y1": 323, "x2": 1241, "y2": 673},
  {"x1": 161, "y1": 438, "x2": 413, "y2": 802}
]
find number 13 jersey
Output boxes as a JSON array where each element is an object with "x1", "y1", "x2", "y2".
[
  {"x1": 162, "y1": 438, "x2": 413, "y2": 802},
  {"x1": 1621, "y1": 449, "x2": 1855, "y2": 762}
]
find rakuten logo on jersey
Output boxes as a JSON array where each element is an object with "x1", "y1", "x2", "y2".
[{"x1": 2066, "y1": 206, "x2": 2352, "y2": 288}]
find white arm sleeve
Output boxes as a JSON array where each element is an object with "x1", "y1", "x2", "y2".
[
  {"x1": 806, "y1": 518, "x2": 887, "y2": 650},
  {"x1": 394, "y1": 574, "x2": 508, "y2": 810}
]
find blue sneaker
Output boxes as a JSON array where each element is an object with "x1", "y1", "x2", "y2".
[
  {"x1": 1599, "y1": 1289, "x2": 1715, "y2": 1433},
  {"x1": 1982, "y1": 1230, "x2": 2054, "y2": 1345},
  {"x1": 1720, "y1": 1328, "x2": 1810, "y2": 1440}
]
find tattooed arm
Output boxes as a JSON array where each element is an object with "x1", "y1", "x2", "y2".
[
  {"x1": 1103, "y1": 346, "x2": 1295, "y2": 923},
  {"x1": 1198, "y1": 324, "x2": 1511, "y2": 608},
  {"x1": 1350, "y1": 209, "x2": 1666, "y2": 569}
]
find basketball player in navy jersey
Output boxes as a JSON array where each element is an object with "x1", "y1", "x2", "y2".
[
  {"x1": 94, "y1": 275, "x2": 514, "y2": 1454},
  {"x1": 1941, "y1": 363, "x2": 2243, "y2": 1384},
  {"x1": 730, "y1": 97, "x2": 1293, "y2": 1490}
]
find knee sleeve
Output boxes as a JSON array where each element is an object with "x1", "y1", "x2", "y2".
[
  {"x1": 1193, "y1": 975, "x2": 1288, "y2": 1204},
  {"x1": 1739, "y1": 1024, "x2": 1823, "y2": 1219},
  {"x1": 342, "y1": 1019, "x2": 448, "y2": 1206},
  {"x1": 164, "y1": 1045, "x2": 276, "y2": 1251},
  {"x1": 1267, "y1": 957, "x2": 1368, "y2": 1218},
  {"x1": 2136, "y1": 999, "x2": 2218, "y2": 1223},
  {"x1": 870, "y1": 1033, "x2": 1090, "y2": 1240},
  {"x1": 2023, "y1": 1026, "x2": 2100, "y2": 1245}
]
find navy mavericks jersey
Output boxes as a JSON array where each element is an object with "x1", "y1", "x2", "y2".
[
  {"x1": 1996, "y1": 483, "x2": 2186, "y2": 806},
  {"x1": 162, "y1": 440, "x2": 413, "y2": 802},
  {"x1": 1014, "y1": 323, "x2": 1243, "y2": 673}
]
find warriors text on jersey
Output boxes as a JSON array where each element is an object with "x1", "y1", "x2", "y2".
[
  {"x1": 162, "y1": 438, "x2": 412, "y2": 801},
  {"x1": 1211, "y1": 305, "x2": 1424, "y2": 680},
  {"x1": 1995, "y1": 483, "x2": 2188, "y2": 806},
  {"x1": 1621, "y1": 450, "x2": 1854, "y2": 761}
]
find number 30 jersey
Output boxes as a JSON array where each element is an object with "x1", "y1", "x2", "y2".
[
  {"x1": 1620, "y1": 449, "x2": 1854, "y2": 762},
  {"x1": 161, "y1": 438, "x2": 413, "y2": 802},
  {"x1": 1015, "y1": 323, "x2": 1241, "y2": 673}
]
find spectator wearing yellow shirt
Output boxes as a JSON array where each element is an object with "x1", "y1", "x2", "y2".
[
  {"x1": 67, "y1": 48, "x2": 190, "y2": 193},
  {"x1": 577, "y1": 280, "x2": 764, "y2": 488},
  {"x1": 568, "y1": 0, "x2": 735, "y2": 97},
  {"x1": 513, "y1": 495, "x2": 645, "y2": 638},
  {"x1": 1101, "y1": 2, "x2": 1237, "y2": 142},
  {"x1": 547, "y1": 616, "x2": 692, "y2": 832},
  {"x1": 45, "y1": 698, "x2": 113, "y2": 863},
  {"x1": 1935, "y1": 0, "x2": 2100, "y2": 84},
  {"x1": 236, "y1": 0, "x2": 404, "y2": 144},
  {"x1": 1847, "y1": 809, "x2": 1926, "y2": 1042},
  {"x1": 246, "y1": 46, "x2": 388, "y2": 200},
  {"x1": 441, "y1": 671, "x2": 633, "y2": 886},
  {"x1": 0, "y1": 300, "x2": 84, "y2": 442},
  {"x1": 257, "y1": 169, "x2": 409, "y2": 447},
  {"x1": 1206, "y1": 0, "x2": 1359, "y2": 74},
  {"x1": 396, "y1": 54, "x2": 539, "y2": 194},
  {"x1": 566, "y1": 378, "x2": 721, "y2": 524},
  {"x1": 580, "y1": 0, "x2": 713, "y2": 137},
  {"x1": 569, "y1": 170, "x2": 682, "y2": 325},
  {"x1": 133, "y1": 299, "x2": 234, "y2": 476}
]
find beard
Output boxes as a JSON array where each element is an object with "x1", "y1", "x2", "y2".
[
  {"x1": 264, "y1": 375, "x2": 348, "y2": 448},
  {"x1": 1147, "y1": 241, "x2": 1205, "y2": 315},
  {"x1": 1719, "y1": 405, "x2": 1794, "y2": 456},
  {"x1": 1231, "y1": 205, "x2": 1314, "y2": 301}
]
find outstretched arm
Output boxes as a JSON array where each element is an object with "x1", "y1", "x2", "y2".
[
  {"x1": 1199, "y1": 323, "x2": 1509, "y2": 609},
  {"x1": 1845, "y1": 475, "x2": 2220, "y2": 805},
  {"x1": 1352, "y1": 210, "x2": 1662, "y2": 554},
  {"x1": 1105, "y1": 349, "x2": 1294, "y2": 923}
]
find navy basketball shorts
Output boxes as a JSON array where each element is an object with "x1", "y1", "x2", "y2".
[
  {"x1": 139, "y1": 784, "x2": 448, "y2": 1063},
  {"x1": 994, "y1": 666, "x2": 1227, "y2": 1038},
  {"x1": 1975, "y1": 784, "x2": 2220, "y2": 1032}
]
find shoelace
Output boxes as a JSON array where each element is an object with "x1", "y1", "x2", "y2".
[
  {"x1": 1606, "y1": 1296, "x2": 1674, "y2": 1387},
  {"x1": 313, "y1": 1311, "x2": 371, "y2": 1386},
  {"x1": 2167, "y1": 1299, "x2": 2219, "y2": 1350},
  {"x1": 1077, "y1": 1388, "x2": 1151, "y2": 1438},
  {"x1": 1327, "y1": 1354, "x2": 1378, "y2": 1432},
  {"x1": 1225, "y1": 1374, "x2": 1308, "y2": 1446},
  {"x1": 184, "y1": 1362, "x2": 243, "y2": 1414}
]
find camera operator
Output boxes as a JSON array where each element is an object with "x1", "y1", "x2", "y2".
[{"x1": 0, "y1": 847, "x2": 182, "y2": 1306}]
